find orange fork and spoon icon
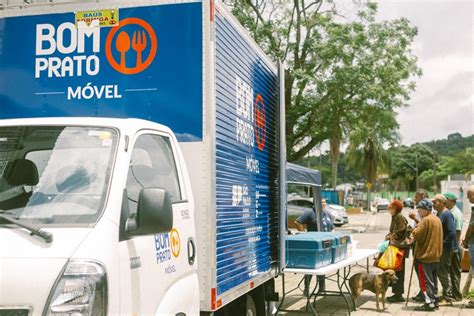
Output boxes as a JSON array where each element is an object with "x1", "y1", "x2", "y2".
[{"x1": 115, "y1": 30, "x2": 147, "y2": 69}]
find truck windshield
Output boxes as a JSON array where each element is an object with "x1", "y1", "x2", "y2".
[{"x1": 0, "y1": 126, "x2": 118, "y2": 226}]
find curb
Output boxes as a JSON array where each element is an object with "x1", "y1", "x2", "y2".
[{"x1": 358, "y1": 212, "x2": 375, "y2": 233}]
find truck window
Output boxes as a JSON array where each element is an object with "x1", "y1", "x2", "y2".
[
  {"x1": 126, "y1": 134, "x2": 181, "y2": 213},
  {"x1": 0, "y1": 126, "x2": 117, "y2": 225}
]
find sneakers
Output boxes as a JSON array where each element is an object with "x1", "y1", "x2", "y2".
[
  {"x1": 412, "y1": 293, "x2": 425, "y2": 302},
  {"x1": 438, "y1": 297, "x2": 454, "y2": 306},
  {"x1": 387, "y1": 295, "x2": 405, "y2": 303},
  {"x1": 465, "y1": 301, "x2": 474, "y2": 309},
  {"x1": 414, "y1": 304, "x2": 435, "y2": 311}
]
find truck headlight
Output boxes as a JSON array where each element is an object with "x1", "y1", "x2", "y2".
[{"x1": 45, "y1": 260, "x2": 107, "y2": 316}]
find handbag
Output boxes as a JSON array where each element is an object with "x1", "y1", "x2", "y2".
[
  {"x1": 390, "y1": 217, "x2": 413, "y2": 249},
  {"x1": 377, "y1": 245, "x2": 404, "y2": 271}
]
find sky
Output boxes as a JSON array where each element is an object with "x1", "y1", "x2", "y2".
[{"x1": 374, "y1": 0, "x2": 473, "y2": 145}]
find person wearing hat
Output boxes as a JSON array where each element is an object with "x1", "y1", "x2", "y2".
[
  {"x1": 412, "y1": 198, "x2": 443, "y2": 311},
  {"x1": 444, "y1": 192, "x2": 463, "y2": 301},
  {"x1": 432, "y1": 194, "x2": 457, "y2": 304},
  {"x1": 461, "y1": 185, "x2": 474, "y2": 309},
  {"x1": 386, "y1": 200, "x2": 409, "y2": 303},
  {"x1": 408, "y1": 189, "x2": 430, "y2": 302}
]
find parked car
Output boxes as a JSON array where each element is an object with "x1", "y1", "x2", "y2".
[
  {"x1": 376, "y1": 198, "x2": 390, "y2": 212},
  {"x1": 287, "y1": 197, "x2": 349, "y2": 228},
  {"x1": 403, "y1": 198, "x2": 415, "y2": 208},
  {"x1": 326, "y1": 204, "x2": 349, "y2": 227},
  {"x1": 287, "y1": 197, "x2": 314, "y2": 228}
]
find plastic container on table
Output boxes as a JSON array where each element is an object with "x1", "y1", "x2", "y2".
[
  {"x1": 286, "y1": 232, "x2": 333, "y2": 269},
  {"x1": 330, "y1": 232, "x2": 352, "y2": 263},
  {"x1": 314, "y1": 232, "x2": 352, "y2": 263}
]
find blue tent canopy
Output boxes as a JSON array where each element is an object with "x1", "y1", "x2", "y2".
[{"x1": 286, "y1": 162, "x2": 321, "y2": 186}]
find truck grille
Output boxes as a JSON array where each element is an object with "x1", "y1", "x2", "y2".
[{"x1": 0, "y1": 309, "x2": 30, "y2": 316}]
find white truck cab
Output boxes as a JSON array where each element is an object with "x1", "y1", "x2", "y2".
[{"x1": 0, "y1": 117, "x2": 199, "y2": 315}]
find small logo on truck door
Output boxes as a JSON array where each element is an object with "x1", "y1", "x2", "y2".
[
  {"x1": 170, "y1": 228, "x2": 181, "y2": 258},
  {"x1": 155, "y1": 228, "x2": 181, "y2": 263}
]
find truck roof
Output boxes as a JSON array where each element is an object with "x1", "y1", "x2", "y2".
[{"x1": 0, "y1": 117, "x2": 174, "y2": 135}]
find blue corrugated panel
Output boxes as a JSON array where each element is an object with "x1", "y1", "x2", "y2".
[{"x1": 214, "y1": 12, "x2": 279, "y2": 296}]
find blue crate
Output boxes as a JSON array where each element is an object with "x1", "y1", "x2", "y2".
[
  {"x1": 315, "y1": 232, "x2": 352, "y2": 263},
  {"x1": 286, "y1": 232, "x2": 334, "y2": 269}
]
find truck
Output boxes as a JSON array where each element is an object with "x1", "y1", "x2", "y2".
[{"x1": 0, "y1": 0, "x2": 286, "y2": 315}]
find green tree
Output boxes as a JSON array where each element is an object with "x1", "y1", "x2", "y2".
[
  {"x1": 439, "y1": 148, "x2": 474, "y2": 176},
  {"x1": 224, "y1": 0, "x2": 421, "y2": 166},
  {"x1": 389, "y1": 145, "x2": 434, "y2": 191},
  {"x1": 226, "y1": 0, "x2": 421, "y2": 163},
  {"x1": 346, "y1": 107, "x2": 398, "y2": 185}
]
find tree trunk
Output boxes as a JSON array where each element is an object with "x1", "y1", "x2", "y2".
[
  {"x1": 329, "y1": 136, "x2": 341, "y2": 188},
  {"x1": 331, "y1": 159, "x2": 338, "y2": 189}
]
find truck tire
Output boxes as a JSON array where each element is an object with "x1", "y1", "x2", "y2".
[{"x1": 246, "y1": 294, "x2": 257, "y2": 316}]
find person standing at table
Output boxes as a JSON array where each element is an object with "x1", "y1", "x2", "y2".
[
  {"x1": 386, "y1": 200, "x2": 408, "y2": 303},
  {"x1": 295, "y1": 199, "x2": 334, "y2": 296}
]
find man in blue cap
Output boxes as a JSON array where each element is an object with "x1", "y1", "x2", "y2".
[{"x1": 444, "y1": 192, "x2": 463, "y2": 301}]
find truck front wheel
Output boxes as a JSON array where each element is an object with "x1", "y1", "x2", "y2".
[{"x1": 246, "y1": 294, "x2": 257, "y2": 316}]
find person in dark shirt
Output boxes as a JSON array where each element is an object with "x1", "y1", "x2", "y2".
[
  {"x1": 295, "y1": 200, "x2": 334, "y2": 233},
  {"x1": 294, "y1": 199, "x2": 334, "y2": 296},
  {"x1": 433, "y1": 194, "x2": 457, "y2": 304}
]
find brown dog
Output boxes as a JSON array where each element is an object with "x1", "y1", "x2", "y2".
[{"x1": 349, "y1": 269, "x2": 398, "y2": 311}]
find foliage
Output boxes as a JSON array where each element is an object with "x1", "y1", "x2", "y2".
[
  {"x1": 431, "y1": 134, "x2": 474, "y2": 157},
  {"x1": 388, "y1": 135, "x2": 473, "y2": 191},
  {"x1": 223, "y1": 0, "x2": 421, "y2": 163},
  {"x1": 345, "y1": 107, "x2": 399, "y2": 185}
]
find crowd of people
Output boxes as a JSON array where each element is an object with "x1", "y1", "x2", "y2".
[
  {"x1": 291, "y1": 185, "x2": 474, "y2": 312},
  {"x1": 385, "y1": 186, "x2": 474, "y2": 311}
]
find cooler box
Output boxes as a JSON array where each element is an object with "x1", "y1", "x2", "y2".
[
  {"x1": 330, "y1": 232, "x2": 351, "y2": 263},
  {"x1": 316, "y1": 232, "x2": 352, "y2": 263},
  {"x1": 286, "y1": 232, "x2": 333, "y2": 269}
]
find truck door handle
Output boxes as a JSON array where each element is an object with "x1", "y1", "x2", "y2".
[{"x1": 187, "y1": 237, "x2": 196, "y2": 265}]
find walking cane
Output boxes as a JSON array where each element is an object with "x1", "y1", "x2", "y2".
[{"x1": 405, "y1": 258, "x2": 415, "y2": 307}]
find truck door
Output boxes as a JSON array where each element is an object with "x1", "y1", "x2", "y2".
[{"x1": 119, "y1": 131, "x2": 198, "y2": 315}]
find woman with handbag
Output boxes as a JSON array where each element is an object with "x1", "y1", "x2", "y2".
[{"x1": 385, "y1": 200, "x2": 409, "y2": 303}]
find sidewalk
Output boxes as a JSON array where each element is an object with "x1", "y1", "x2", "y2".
[{"x1": 275, "y1": 211, "x2": 474, "y2": 315}]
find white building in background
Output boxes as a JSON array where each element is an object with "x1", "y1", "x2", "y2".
[{"x1": 335, "y1": 183, "x2": 355, "y2": 194}]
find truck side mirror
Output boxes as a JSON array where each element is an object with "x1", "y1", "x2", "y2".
[{"x1": 126, "y1": 188, "x2": 173, "y2": 236}]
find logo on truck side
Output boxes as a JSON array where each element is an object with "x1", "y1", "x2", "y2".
[
  {"x1": 35, "y1": 17, "x2": 157, "y2": 79},
  {"x1": 105, "y1": 18, "x2": 157, "y2": 74},
  {"x1": 254, "y1": 94, "x2": 266, "y2": 151}
]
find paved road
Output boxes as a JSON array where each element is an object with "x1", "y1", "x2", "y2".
[{"x1": 275, "y1": 209, "x2": 473, "y2": 315}]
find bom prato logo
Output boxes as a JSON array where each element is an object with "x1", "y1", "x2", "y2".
[{"x1": 105, "y1": 18, "x2": 157, "y2": 75}]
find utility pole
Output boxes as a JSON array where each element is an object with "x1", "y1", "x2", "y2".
[
  {"x1": 431, "y1": 141, "x2": 438, "y2": 193},
  {"x1": 417, "y1": 142, "x2": 438, "y2": 193},
  {"x1": 399, "y1": 156, "x2": 418, "y2": 190},
  {"x1": 415, "y1": 153, "x2": 419, "y2": 190}
]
